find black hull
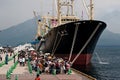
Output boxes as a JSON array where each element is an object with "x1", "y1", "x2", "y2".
[{"x1": 38, "y1": 20, "x2": 106, "y2": 66}]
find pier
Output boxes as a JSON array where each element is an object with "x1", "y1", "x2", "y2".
[
  {"x1": 0, "y1": 45, "x2": 96, "y2": 80},
  {"x1": 0, "y1": 58, "x2": 96, "y2": 80},
  {"x1": 0, "y1": 67, "x2": 96, "y2": 80},
  {"x1": 0, "y1": 54, "x2": 96, "y2": 80}
]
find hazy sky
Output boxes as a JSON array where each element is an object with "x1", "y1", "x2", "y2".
[{"x1": 0, "y1": 0, "x2": 120, "y2": 33}]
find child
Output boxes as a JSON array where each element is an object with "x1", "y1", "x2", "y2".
[{"x1": 35, "y1": 74, "x2": 40, "y2": 80}]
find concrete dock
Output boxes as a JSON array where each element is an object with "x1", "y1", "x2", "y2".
[
  {"x1": 0, "y1": 54, "x2": 96, "y2": 80},
  {"x1": 0, "y1": 72, "x2": 96, "y2": 80},
  {"x1": 0, "y1": 64, "x2": 96, "y2": 80}
]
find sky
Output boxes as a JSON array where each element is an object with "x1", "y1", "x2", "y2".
[{"x1": 0, "y1": 0, "x2": 120, "y2": 33}]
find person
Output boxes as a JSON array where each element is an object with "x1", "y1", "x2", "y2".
[
  {"x1": 22, "y1": 57, "x2": 25, "y2": 66},
  {"x1": 5, "y1": 53, "x2": 8, "y2": 64},
  {"x1": 35, "y1": 74, "x2": 40, "y2": 80},
  {"x1": 19, "y1": 57, "x2": 22, "y2": 66},
  {"x1": 13, "y1": 53, "x2": 16, "y2": 63},
  {"x1": 0, "y1": 55, "x2": 2, "y2": 61}
]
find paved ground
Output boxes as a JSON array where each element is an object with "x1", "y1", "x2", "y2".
[
  {"x1": 12, "y1": 63, "x2": 29, "y2": 74},
  {"x1": 0, "y1": 70, "x2": 93, "y2": 80},
  {"x1": 0, "y1": 54, "x2": 95, "y2": 80},
  {"x1": 0, "y1": 54, "x2": 15, "y2": 74},
  {"x1": 0, "y1": 60, "x2": 14, "y2": 74},
  {"x1": 0, "y1": 74, "x2": 83, "y2": 80},
  {"x1": 0, "y1": 53, "x2": 6, "y2": 62}
]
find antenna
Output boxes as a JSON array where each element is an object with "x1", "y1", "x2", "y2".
[
  {"x1": 57, "y1": 0, "x2": 61, "y2": 25},
  {"x1": 33, "y1": 11, "x2": 41, "y2": 39},
  {"x1": 33, "y1": 11, "x2": 38, "y2": 22}
]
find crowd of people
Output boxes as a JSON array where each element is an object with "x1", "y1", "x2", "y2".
[
  {"x1": 0, "y1": 47, "x2": 14, "y2": 64},
  {"x1": 0, "y1": 45, "x2": 72, "y2": 75},
  {"x1": 29, "y1": 51, "x2": 72, "y2": 74},
  {"x1": 16, "y1": 48, "x2": 72, "y2": 75},
  {"x1": 18, "y1": 50, "x2": 27, "y2": 66},
  {"x1": 0, "y1": 48, "x2": 6, "y2": 62}
]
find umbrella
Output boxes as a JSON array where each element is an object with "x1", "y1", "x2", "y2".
[
  {"x1": 28, "y1": 47, "x2": 35, "y2": 51},
  {"x1": 0, "y1": 47, "x2": 4, "y2": 50}
]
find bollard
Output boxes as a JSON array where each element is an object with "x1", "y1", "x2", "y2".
[
  {"x1": 67, "y1": 69, "x2": 72, "y2": 75},
  {"x1": 37, "y1": 68, "x2": 41, "y2": 75},
  {"x1": 53, "y1": 69, "x2": 56, "y2": 75},
  {"x1": 15, "y1": 75, "x2": 18, "y2": 80},
  {"x1": 37, "y1": 68, "x2": 39, "y2": 75},
  {"x1": 6, "y1": 71, "x2": 9, "y2": 79},
  {"x1": 6, "y1": 71, "x2": 10, "y2": 79},
  {"x1": 9, "y1": 68, "x2": 12, "y2": 74},
  {"x1": 70, "y1": 69, "x2": 72, "y2": 73},
  {"x1": 0, "y1": 63, "x2": 2, "y2": 67},
  {"x1": 28, "y1": 59, "x2": 32, "y2": 74}
]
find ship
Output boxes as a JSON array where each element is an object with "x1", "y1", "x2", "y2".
[{"x1": 34, "y1": 0, "x2": 106, "y2": 70}]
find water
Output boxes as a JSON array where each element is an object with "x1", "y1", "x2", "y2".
[{"x1": 89, "y1": 46, "x2": 120, "y2": 80}]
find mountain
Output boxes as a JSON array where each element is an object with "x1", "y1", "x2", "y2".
[
  {"x1": 97, "y1": 10, "x2": 120, "y2": 46},
  {"x1": 102, "y1": 10, "x2": 120, "y2": 34},
  {"x1": 0, "y1": 18, "x2": 120, "y2": 47},
  {"x1": 97, "y1": 29, "x2": 120, "y2": 46},
  {"x1": 0, "y1": 18, "x2": 37, "y2": 46}
]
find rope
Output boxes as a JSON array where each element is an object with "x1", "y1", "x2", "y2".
[
  {"x1": 95, "y1": 52, "x2": 102, "y2": 63},
  {"x1": 69, "y1": 23, "x2": 79, "y2": 61},
  {"x1": 52, "y1": 26, "x2": 67, "y2": 56},
  {"x1": 36, "y1": 37, "x2": 45, "y2": 51},
  {"x1": 82, "y1": 0, "x2": 89, "y2": 19},
  {"x1": 71, "y1": 22, "x2": 102, "y2": 64},
  {"x1": 52, "y1": 32, "x2": 63, "y2": 56},
  {"x1": 51, "y1": 32, "x2": 59, "y2": 55},
  {"x1": 36, "y1": 39, "x2": 42, "y2": 51}
]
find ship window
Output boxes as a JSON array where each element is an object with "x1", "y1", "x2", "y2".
[
  {"x1": 62, "y1": 19, "x2": 65, "y2": 21},
  {"x1": 51, "y1": 19, "x2": 58, "y2": 21}
]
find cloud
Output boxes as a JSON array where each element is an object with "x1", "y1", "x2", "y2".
[{"x1": 0, "y1": 0, "x2": 120, "y2": 33}]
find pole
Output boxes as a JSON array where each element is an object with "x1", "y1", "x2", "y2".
[{"x1": 90, "y1": 0, "x2": 94, "y2": 20}]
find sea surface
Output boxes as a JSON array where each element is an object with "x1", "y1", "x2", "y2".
[{"x1": 88, "y1": 46, "x2": 120, "y2": 80}]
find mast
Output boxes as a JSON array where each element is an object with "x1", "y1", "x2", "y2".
[
  {"x1": 71, "y1": 0, "x2": 74, "y2": 16},
  {"x1": 33, "y1": 11, "x2": 41, "y2": 38},
  {"x1": 90, "y1": 0, "x2": 94, "y2": 20},
  {"x1": 57, "y1": 0, "x2": 61, "y2": 25},
  {"x1": 57, "y1": 0, "x2": 75, "y2": 25},
  {"x1": 82, "y1": 0, "x2": 94, "y2": 20}
]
